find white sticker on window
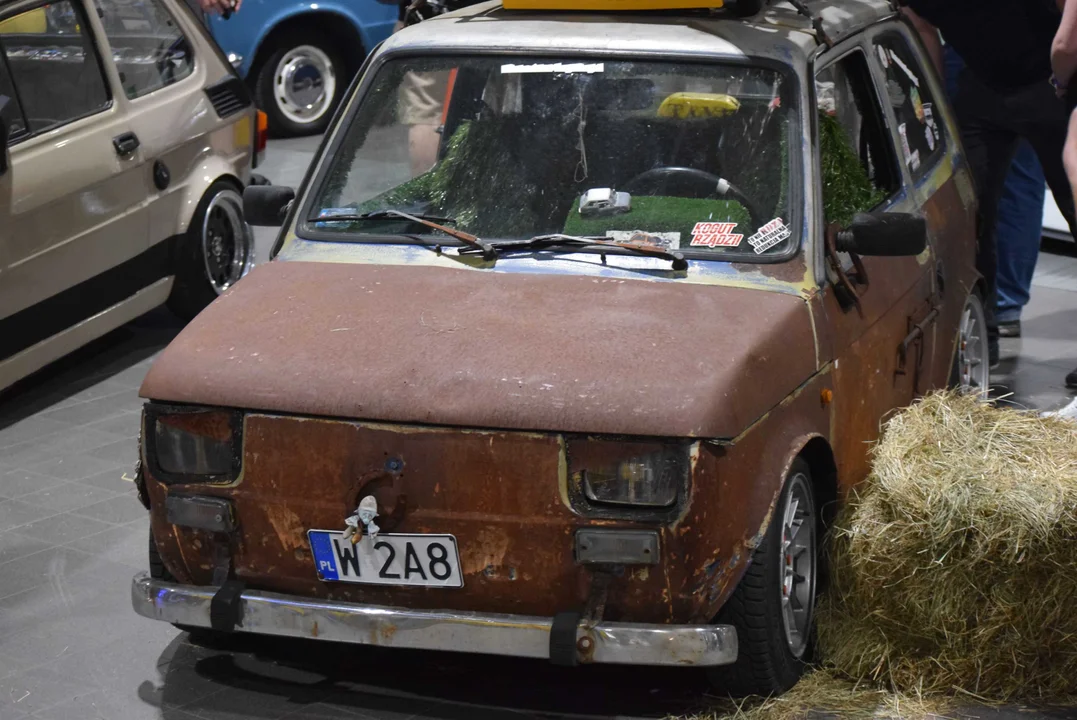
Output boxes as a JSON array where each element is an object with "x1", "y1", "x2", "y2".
[
  {"x1": 925, "y1": 125, "x2": 936, "y2": 151},
  {"x1": 898, "y1": 122, "x2": 911, "y2": 163},
  {"x1": 877, "y1": 45, "x2": 890, "y2": 68},
  {"x1": 501, "y1": 62, "x2": 604, "y2": 75},
  {"x1": 909, "y1": 149, "x2": 921, "y2": 172},
  {"x1": 890, "y1": 52, "x2": 920, "y2": 87},
  {"x1": 606, "y1": 230, "x2": 682, "y2": 250},
  {"x1": 689, "y1": 222, "x2": 742, "y2": 248},
  {"x1": 748, "y1": 218, "x2": 791, "y2": 255}
]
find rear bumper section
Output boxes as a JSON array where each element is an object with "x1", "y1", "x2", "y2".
[{"x1": 131, "y1": 571, "x2": 737, "y2": 667}]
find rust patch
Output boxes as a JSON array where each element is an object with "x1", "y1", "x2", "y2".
[{"x1": 265, "y1": 504, "x2": 306, "y2": 552}]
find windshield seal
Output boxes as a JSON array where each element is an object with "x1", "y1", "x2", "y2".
[{"x1": 296, "y1": 47, "x2": 804, "y2": 266}]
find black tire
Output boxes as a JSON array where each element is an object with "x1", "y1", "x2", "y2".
[
  {"x1": 708, "y1": 459, "x2": 818, "y2": 697},
  {"x1": 167, "y1": 181, "x2": 252, "y2": 322},
  {"x1": 730, "y1": 0, "x2": 764, "y2": 17},
  {"x1": 254, "y1": 35, "x2": 346, "y2": 137}
]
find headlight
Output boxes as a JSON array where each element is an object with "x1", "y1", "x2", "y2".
[
  {"x1": 568, "y1": 438, "x2": 689, "y2": 509},
  {"x1": 146, "y1": 405, "x2": 239, "y2": 482}
]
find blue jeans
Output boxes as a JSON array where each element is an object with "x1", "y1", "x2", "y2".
[{"x1": 945, "y1": 47, "x2": 1046, "y2": 324}]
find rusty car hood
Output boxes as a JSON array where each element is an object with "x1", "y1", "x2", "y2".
[{"x1": 141, "y1": 261, "x2": 817, "y2": 438}]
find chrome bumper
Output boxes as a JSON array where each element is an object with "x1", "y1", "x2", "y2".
[{"x1": 131, "y1": 572, "x2": 737, "y2": 667}]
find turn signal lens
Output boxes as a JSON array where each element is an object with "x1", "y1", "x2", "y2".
[
  {"x1": 152, "y1": 408, "x2": 236, "y2": 479},
  {"x1": 254, "y1": 110, "x2": 268, "y2": 167},
  {"x1": 568, "y1": 439, "x2": 688, "y2": 508}
]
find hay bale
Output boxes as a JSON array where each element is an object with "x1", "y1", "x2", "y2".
[{"x1": 818, "y1": 392, "x2": 1077, "y2": 701}]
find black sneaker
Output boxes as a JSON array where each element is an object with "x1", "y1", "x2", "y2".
[
  {"x1": 989, "y1": 340, "x2": 1000, "y2": 370},
  {"x1": 998, "y1": 320, "x2": 1021, "y2": 338},
  {"x1": 1067, "y1": 367, "x2": 1077, "y2": 389}
]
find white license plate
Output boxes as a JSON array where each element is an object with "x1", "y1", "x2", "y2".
[{"x1": 307, "y1": 530, "x2": 463, "y2": 588}]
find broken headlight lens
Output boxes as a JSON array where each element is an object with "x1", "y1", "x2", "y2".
[
  {"x1": 568, "y1": 439, "x2": 688, "y2": 509},
  {"x1": 150, "y1": 407, "x2": 237, "y2": 480}
]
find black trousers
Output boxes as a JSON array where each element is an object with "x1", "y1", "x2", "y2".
[{"x1": 953, "y1": 69, "x2": 1077, "y2": 343}]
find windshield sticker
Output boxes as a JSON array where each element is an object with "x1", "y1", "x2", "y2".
[
  {"x1": 909, "y1": 149, "x2": 921, "y2": 172},
  {"x1": 501, "y1": 62, "x2": 604, "y2": 75},
  {"x1": 911, "y1": 87, "x2": 924, "y2": 122},
  {"x1": 877, "y1": 45, "x2": 890, "y2": 68},
  {"x1": 607, "y1": 230, "x2": 681, "y2": 250},
  {"x1": 890, "y1": 52, "x2": 920, "y2": 87},
  {"x1": 315, "y1": 208, "x2": 354, "y2": 226},
  {"x1": 925, "y1": 125, "x2": 936, "y2": 151},
  {"x1": 898, "y1": 123, "x2": 911, "y2": 164},
  {"x1": 748, "y1": 219, "x2": 791, "y2": 255},
  {"x1": 690, "y1": 222, "x2": 743, "y2": 248}
]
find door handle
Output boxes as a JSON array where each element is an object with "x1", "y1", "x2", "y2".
[{"x1": 113, "y1": 132, "x2": 140, "y2": 156}]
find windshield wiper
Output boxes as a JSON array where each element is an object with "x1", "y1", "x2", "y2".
[
  {"x1": 309, "y1": 209, "x2": 495, "y2": 258},
  {"x1": 462, "y1": 234, "x2": 688, "y2": 271}
]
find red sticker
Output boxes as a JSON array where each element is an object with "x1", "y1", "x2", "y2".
[{"x1": 691, "y1": 222, "x2": 743, "y2": 248}]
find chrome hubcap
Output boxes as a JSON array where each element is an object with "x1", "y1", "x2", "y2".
[
  {"x1": 779, "y1": 473, "x2": 815, "y2": 659},
  {"x1": 201, "y1": 189, "x2": 251, "y2": 295},
  {"x1": 274, "y1": 45, "x2": 336, "y2": 125},
  {"x1": 957, "y1": 294, "x2": 990, "y2": 399}
]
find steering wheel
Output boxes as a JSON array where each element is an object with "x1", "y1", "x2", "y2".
[{"x1": 622, "y1": 166, "x2": 765, "y2": 230}]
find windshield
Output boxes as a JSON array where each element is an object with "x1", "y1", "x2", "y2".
[{"x1": 307, "y1": 56, "x2": 798, "y2": 261}]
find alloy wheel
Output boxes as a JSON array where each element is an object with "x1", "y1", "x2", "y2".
[
  {"x1": 779, "y1": 472, "x2": 816, "y2": 659},
  {"x1": 201, "y1": 189, "x2": 252, "y2": 295},
  {"x1": 957, "y1": 294, "x2": 990, "y2": 399}
]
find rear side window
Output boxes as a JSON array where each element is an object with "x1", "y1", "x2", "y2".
[
  {"x1": 816, "y1": 48, "x2": 900, "y2": 228},
  {"x1": 872, "y1": 32, "x2": 944, "y2": 178},
  {"x1": 0, "y1": 0, "x2": 110, "y2": 136},
  {"x1": 96, "y1": 0, "x2": 195, "y2": 99}
]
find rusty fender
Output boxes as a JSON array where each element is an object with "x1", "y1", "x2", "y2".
[{"x1": 674, "y1": 370, "x2": 834, "y2": 622}]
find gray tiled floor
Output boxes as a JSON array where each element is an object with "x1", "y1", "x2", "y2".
[{"x1": 1, "y1": 136, "x2": 1076, "y2": 719}]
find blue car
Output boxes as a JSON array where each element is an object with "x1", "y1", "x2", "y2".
[{"x1": 186, "y1": 0, "x2": 398, "y2": 137}]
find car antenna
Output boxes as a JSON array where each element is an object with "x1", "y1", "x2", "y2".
[{"x1": 784, "y1": 0, "x2": 833, "y2": 48}]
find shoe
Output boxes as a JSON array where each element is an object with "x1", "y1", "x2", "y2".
[
  {"x1": 1043, "y1": 396, "x2": 1077, "y2": 421},
  {"x1": 989, "y1": 340, "x2": 1000, "y2": 370},
  {"x1": 997, "y1": 320, "x2": 1021, "y2": 338},
  {"x1": 1067, "y1": 367, "x2": 1077, "y2": 389}
]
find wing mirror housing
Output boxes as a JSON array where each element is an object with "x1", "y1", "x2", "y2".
[
  {"x1": 243, "y1": 185, "x2": 295, "y2": 227},
  {"x1": 835, "y1": 212, "x2": 927, "y2": 257}
]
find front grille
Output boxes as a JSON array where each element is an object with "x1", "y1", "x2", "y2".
[{"x1": 204, "y1": 77, "x2": 251, "y2": 119}]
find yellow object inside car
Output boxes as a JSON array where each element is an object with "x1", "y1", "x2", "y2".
[
  {"x1": 0, "y1": 8, "x2": 47, "y2": 34},
  {"x1": 504, "y1": 0, "x2": 722, "y2": 9},
  {"x1": 658, "y1": 92, "x2": 741, "y2": 118}
]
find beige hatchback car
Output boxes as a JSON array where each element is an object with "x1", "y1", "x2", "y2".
[{"x1": 0, "y1": 0, "x2": 264, "y2": 391}]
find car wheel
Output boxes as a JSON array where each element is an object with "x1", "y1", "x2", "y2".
[
  {"x1": 255, "y1": 36, "x2": 345, "y2": 137},
  {"x1": 730, "y1": 0, "x2": 764, "y2": 16},
  {"x1": 709, "y1": 459, "x2": 817, "y2": 696},
  {"x1": 167, "y1": 181, "x2": 253, "y2": 322},
  {"x1": 949, "y1": 292, "x2": 990, "y2": 399}
]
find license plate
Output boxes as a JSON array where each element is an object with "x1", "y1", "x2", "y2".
[{"x1": 307, "y1": 530, "x2": 464, "y2": 588}]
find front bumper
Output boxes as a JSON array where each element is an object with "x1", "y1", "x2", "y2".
[{"x1": 131, "y1": 572, "x2": 737, "y2": 667}]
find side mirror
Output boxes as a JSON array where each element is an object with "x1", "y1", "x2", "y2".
[
  {"x1": 835, "y1": 212, "x2": 927, "y2": 257},
  {"x1": 243, "y1": 185, "x2": 295, "y2": 227}
]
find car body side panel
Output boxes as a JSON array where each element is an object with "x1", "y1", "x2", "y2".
[{"x1": 207, "y1": 1, "x2": 398, "y2": 78}]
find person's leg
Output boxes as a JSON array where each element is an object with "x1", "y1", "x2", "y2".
[
  {"x1": 994, "y1": 141, "x2": 1046, "y2": 335},
  {"x1": 954, "y1": 68, "x2": 1022, "y2": 367}
]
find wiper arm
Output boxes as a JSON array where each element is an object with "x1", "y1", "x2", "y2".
[
  {"x1": 310, "y1": 209, "x2": 495, "y2": 258},
  {"x1": 464, "y1": 234, "x2": 689, "y2": 271}
]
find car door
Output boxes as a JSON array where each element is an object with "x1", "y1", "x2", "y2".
[
  {"x1": 867, "y1": 23, "x2": 978, "y2": 391},
  {"x1": 815, "y1": 39, "x2": 936, "y2": 484},
  {"x1": 93, "y1": 0, "x2": 244, "y2": 239},
  {"x1": 0, "y1": 0, "x2": 150, "y2": 360}
]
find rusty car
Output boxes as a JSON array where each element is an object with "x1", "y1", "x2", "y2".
[{"x1": 130, "y1": 0, "x2": 984, "y2": 696}]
